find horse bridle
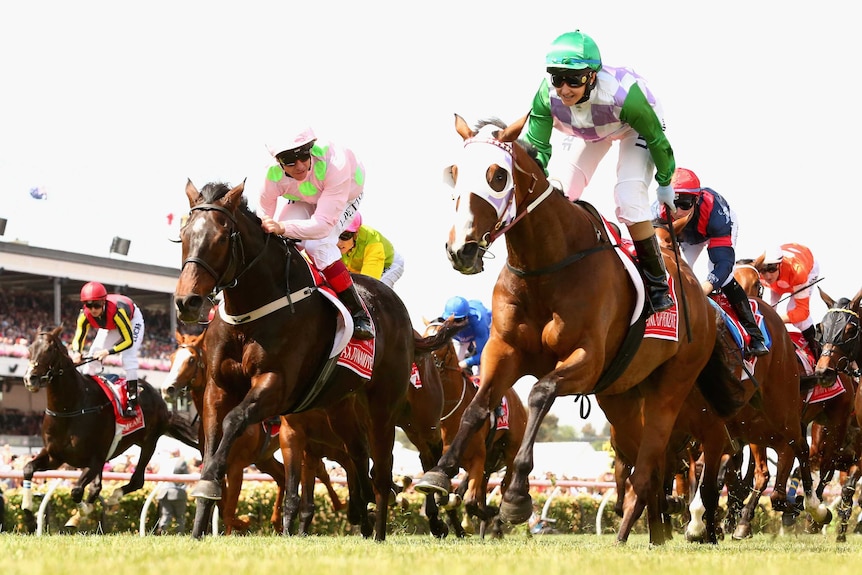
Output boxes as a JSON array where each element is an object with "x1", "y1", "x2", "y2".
[
  {"x1": 182, "y1": 203, "x2": 271, "y2": 294},
  {"x1": 819, "y1": 307, "x2": 861, "y2": 378}
]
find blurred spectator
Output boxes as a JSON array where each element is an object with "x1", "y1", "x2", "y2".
[{"x1": 155, "y1": 448, "x2": 189, "y2": 535}]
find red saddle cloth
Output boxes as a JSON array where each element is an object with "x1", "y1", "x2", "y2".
[{"x1": 90, "y1": 376, "x2": 144, "y2": 431}]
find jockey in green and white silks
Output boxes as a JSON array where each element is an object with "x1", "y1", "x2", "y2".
[{"x1": 524, "y1": 30, "x2": 676, "y2": 314}]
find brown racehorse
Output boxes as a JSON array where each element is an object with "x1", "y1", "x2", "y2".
[
  {"x1": 423, "y1": 318, "x2": 527, "y2": 538},
  {"x1": 21, "y1": 326, "x2": 199, "y2": 531},
  {"x1": 174, "y1": 180, "x2": 458, "y2": 540},
  {"x1": 415, "y1": 116, "x2": 746, "y2": 545},
  {"x1": 162, "y1": 331, "x2": 345, "y2": 535}
]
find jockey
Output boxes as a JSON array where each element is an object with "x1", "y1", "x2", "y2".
[
  {"x1": 654, "y1": 168, "x2": 768, "y2": 356},
  {"x1": 258, "y1": 125, "x2": 373, "y2": 340},
  {"x1": 525, "y1": 30, "x2": 676, "y2": 315},
  {"x1": 758, "y1": 243, "x2": 821, "y2": 357},
  {"x1": 441, "y1": 296, "x2": 489, "y2": 375},
  {"x1": 337, "y1": 211, "x2": 405, "y2": 289},
  {"x1": 70, "y1": 281, "x2": 146, "y2": 418}
]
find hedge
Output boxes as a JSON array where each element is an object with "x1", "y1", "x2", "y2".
[{"x1": 0, "y1": 481, "x2": 841, "y2": 536}]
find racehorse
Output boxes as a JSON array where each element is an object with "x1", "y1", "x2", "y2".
[
  {"x1": 21, "y1": 325, "x2": 199, "y2": 530},
  {"x1": 415, "y1": 116, "x2": 747, "y2": 545},
  {"x1": 423, "y1": 318, "x2": 528, "y2": 538},
  {"x1": 174, "y1": 180, "x2": 458, "y2": 540},
  {"x1": 163, "y1": 331, "x2": 343, "y2": 535}
]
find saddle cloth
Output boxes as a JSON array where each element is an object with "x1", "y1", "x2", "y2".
[{"x1": 90, "y1": 375, "x2": 144, "y2": 459}]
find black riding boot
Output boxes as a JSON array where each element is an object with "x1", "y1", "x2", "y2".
[
  {"x1": 124, "y1": 379, "x2": 138, "y2": 418},
  {"x1": 723, "y1": 279, "x2": 769, "y2": 357},
  {"x1": 802, "y1": 326, "x2": 821, "y2": 359},
  {"x1": 338, "y1": 284, "x2": 374, "y2": 340},
  {"x1": 633, "y1": 235, "x2": 674, "y2": 314}
]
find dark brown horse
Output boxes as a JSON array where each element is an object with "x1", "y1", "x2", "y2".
[
  {"x1": 162, "y1": 331, "x2": 344, "y2": 535},
  {"x1": 173, "y1": 180, "x2": 457, "y2": 540},
  {"x1": 423, "y1": 319, "x2": 528, "y2": 538},
  {"x1": 21, "y1": 326, "x2": 199, "y2": 530},
  {"x1": 808, "y1": 287, "x2": 862, "y2": 541},
  {"x1": 414, "y1": 116, "x2": 746, "y2": 545}
]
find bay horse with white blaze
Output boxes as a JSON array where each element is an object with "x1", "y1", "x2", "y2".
[
  {"x1": 174, "y1": 181, "x2": 457, "y2": 540},
  {"x1": 21, "y1": 326, "x2": 199, "y2": 531},
  {"x1": 415, "y1": 116, "x2": 746, "y2": 546}
]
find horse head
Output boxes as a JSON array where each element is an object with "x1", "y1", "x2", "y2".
[
  {"x1": 23, "y1": 326, "x2": 70, "y2": 392},
  {"x1": 444, "y1": 114, "x2": 547, "y2": 275},
  {"x1": 733, "y1": 259, "x2": 764, "y2": 298},
  {"x1": 815, "y1": 287, "x2": 862, "y2": 378},
  {"x1": 162, "y1": 330, "x2": 207, "y2": 402}
]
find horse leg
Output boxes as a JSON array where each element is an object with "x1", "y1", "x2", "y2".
[
  {"x1": 292, "y1": 454, "x2": 317, "y2": 535},
  {"x1": 735, "y1": 444, "x2": 769, "y2": 539},
  {"x1": 722, "y1": 449, "x2": 749, "y2": 535},
  {"x1": 368, "y1": 418, "x2": 398, "y2": 542},
  {"x1": 278, "y1": 420, "x2": 305, "y2": 536},
  {"x1": 613, "y1": 455, "x2": 633, "y2": 518},
  {"x1": 792, "y1": 431, "x2": 832, "y2": 528},
  {"x1": 499, "y1": 378, "x2": 557, "y2": 525},
  {"x1": 692, "y1": 440, "x2": 724, "y2": 544},
  {"x1": 315, "y1": 460, "x2": 343, "y2": 512},
  {"x1": 253, "y1": 453, "x2": 287, "y2": 533},
  {"x1": 835, "y1": 464, "x2": 860, "y2": 542}
]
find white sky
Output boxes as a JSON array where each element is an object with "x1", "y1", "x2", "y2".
[{"x1": 2, "y1": 2, "x2": 859, "y2": 430}]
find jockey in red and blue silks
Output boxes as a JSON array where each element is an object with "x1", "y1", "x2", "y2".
[{"x1": 654, "y1": 168, "x2": 768, "y2": 357}]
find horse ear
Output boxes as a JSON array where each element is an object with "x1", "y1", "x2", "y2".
[
  {"x1": 498, "y1": 113, "x2": 529, "y2": 143},
  {"x1": 752, "y1": 253, "x2": 765, "y2": 270},
  {"x1": 185, "y1": 179, "x2": 203, "y2": 207},
  {"x1": 454, "y1": 114, "x2": 474, "y2": 140},
  {"x1": 224, "y1": 180, "x2": 245, "y2": 211},
  {"x1": 850, "y1": 286, "x2": 862, "y2": 311},
  {"x1": 818, "y1": 287, "x2": 835, "y2": 308},
  {"x1": 51, "y1": 325, "x2": 63, "y2": 339}
]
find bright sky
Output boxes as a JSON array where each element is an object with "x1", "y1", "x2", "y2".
[{"x1": 2, "y1": 2, "x2": 858, "y2": 430}]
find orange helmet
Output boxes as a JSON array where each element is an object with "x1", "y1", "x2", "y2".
[
  {"x1": 671, "y1": 168, "x2": 702, "y2": 195},
  {"x1": 80, "y1": 281, "x2": 107, "y2": 301}
]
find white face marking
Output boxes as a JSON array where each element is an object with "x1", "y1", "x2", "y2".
[{"x1": 162, "y1": 347, "x2": 194, "y2": 390}]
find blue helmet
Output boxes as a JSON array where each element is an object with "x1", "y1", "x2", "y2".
[{"x1": 443, "y1": 296, "x2": 471, "y2": 320}]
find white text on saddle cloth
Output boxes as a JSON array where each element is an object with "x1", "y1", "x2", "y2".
[
  {"x1": 644, "y1": 274, "x2": 679, "y2": 341},
  {"x1": 336, "y1": 338, "x2": 375, "y2": 378}
]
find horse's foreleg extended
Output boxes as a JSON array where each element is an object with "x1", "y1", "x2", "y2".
[
  {"x1": 499, "y1": 378, "x2": 556, "y2": 525},
  {"x1": 196, "y1": 403, "x2": 253, "y2": 499}
]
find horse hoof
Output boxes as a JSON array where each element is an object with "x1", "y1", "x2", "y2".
[
  {"x1": 414, "y1": 471, "x2": 451, "y2": 496},
  {"x1": 732, "y1": 525, "x2": 752, "y2": 540},
  {"x1": 105, "y1": 489, "x2": 124, "y2": 507},
  {"x1": 191, "y1": 480, "x2": 222, "y2": 500},
  {"x1": 499, "y1": 497, "x2": 532, "y2": 524}
]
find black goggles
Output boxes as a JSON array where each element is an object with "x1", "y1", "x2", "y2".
[
  {"x1": 550, "y1": 72, "x2": 591, "y2": 89},
  {"x1": 277, "y1": 142, "x2": 314, "y2": 167},
  {"x1": 673, "y1": 196, "x2": 696, "y2": 210},
  {"x1": 338, "y1": 231, "x2": 355, "y2": 242},
  {"x1": 762, "y1": 263, "x2": 780, "y2": 274}
]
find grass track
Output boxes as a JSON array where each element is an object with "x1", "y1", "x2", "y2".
[{"x1": 2, "y1": 533, "x2": 861, "y2": 575}]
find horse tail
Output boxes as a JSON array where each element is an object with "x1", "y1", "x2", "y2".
[
  {"x1": 694, "y1": 320, "x2": 748, "y2": 418},
  {"x1": 167, "y1": 412, "x2": 201, "y2": 452},
  {"x1": 414, "y1": 316, "x2": 468, "y2": 354}
]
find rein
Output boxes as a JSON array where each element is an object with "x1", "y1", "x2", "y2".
[{"x1": 182, "y1": 203, "x2": 272, "y2": 293}]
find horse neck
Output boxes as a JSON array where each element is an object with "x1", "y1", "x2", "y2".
[
  {"x1": 504, "y1": 191, "x2": 600, "y2": 271},
  {"x1": 221, "y1": 221, "x2": 308, "y2": 311},
  {"x1": 46, "y1": 361, "x2": 91, "y2": 409}
]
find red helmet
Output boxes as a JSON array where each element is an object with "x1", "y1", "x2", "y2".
[
  {"x1": 671, "y1": 168, "x2": 701, "y2": 195},
  {"x1": 80, "y1": 281, "x2": 107, "y2": 301}
]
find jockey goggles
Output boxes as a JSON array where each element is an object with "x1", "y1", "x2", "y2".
[
  {"x1": 762, "y1": 263, "x2": 780, "y2": 274},
  {"x1": 673, "y1": 196, "x2": 696, "y2": 210},
  {"x1": 550, "y1": 71, "x2": 591, "y2": 89},
  {"x1": 277, "y1": 142, "x2": 314, "y2": 167}
]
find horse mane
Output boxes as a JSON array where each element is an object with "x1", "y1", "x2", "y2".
[{"x1": 199, "y1": 181, "x2": 261, "y2": 226}]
